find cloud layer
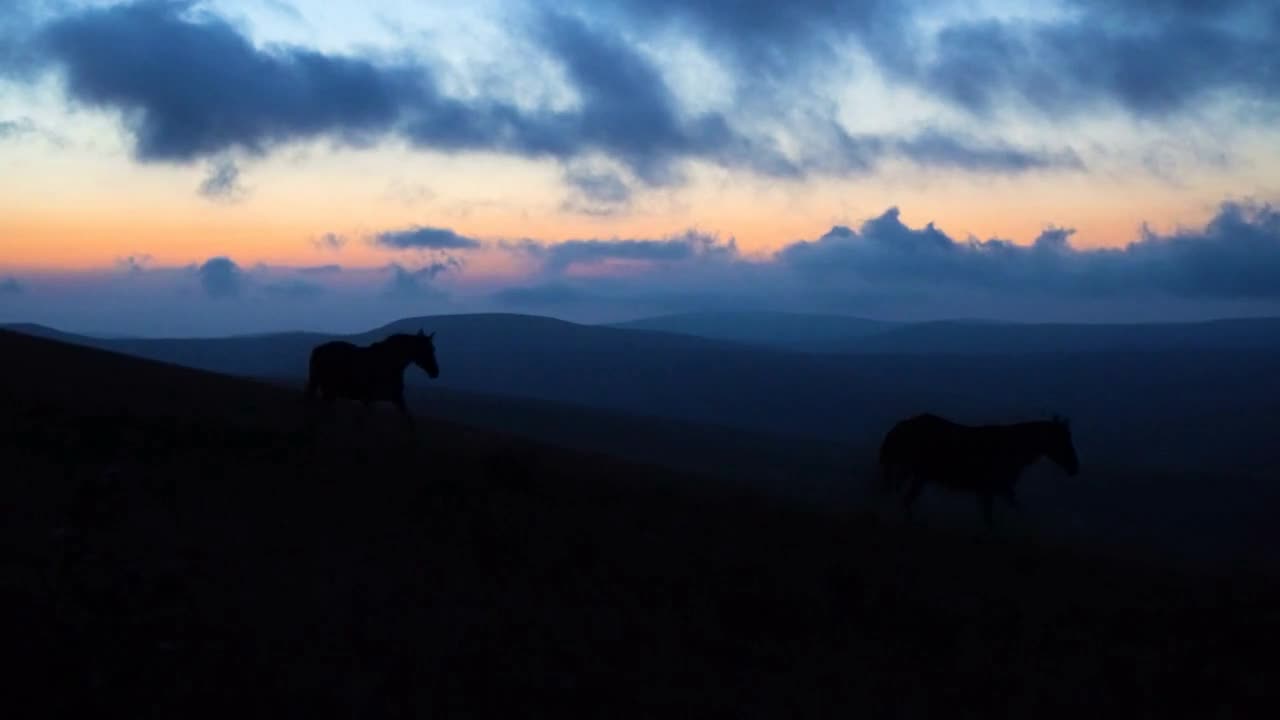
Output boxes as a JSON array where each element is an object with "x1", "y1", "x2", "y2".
[
  {"x1": 11, "y1": 0, "x2": 1099, "y2": 194},
  {"x1": 4, "y1": 201, "x2": 1280, "y2": 334}
]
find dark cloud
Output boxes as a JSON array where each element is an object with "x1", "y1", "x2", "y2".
[
  {"x1": 914, "y1": 3, "x2": 1280, "y2": 119},
  {"x1": 296, "y1": 264, "x2": 342, "y2": 275},
  {"x1": 19, "y1": 0, "x2": 1083, "y2": 188},
  {"x1": 561, "y1": 164, "x2": 632, "y2": 216},
  {"x1": 198, "y1": 157, "x2": 247, "y2": 201},
  {"x1": 511, "y1": 230, "x2": 739, "y2": 274},
  {"x1": 595, "y1": 0, "x2": 918, "y2": 80},
  {"x1": 372, "y1": 226, "x2": 482, "y2": 251},
  {"x1": 1098, "y1": 202, "x2": 1280, "y2": 299},
  {"x1": 894, "y1": 130, "x2": 1084, "y2": 172},
  {"x1": 384, "y1": 259, "x2": 460, "y2": 298},
  {"x1": 0, "y1": 277, "x2": 24, "y2": 295},
  {"x1": 774, "y1": 202, "x2": 1280, "y2": 300},
  {"x1": 485, "y1": 201, "x2": 1280, "y2": 317},
  {"x1": 197, "y1": 256, "x2": 244, "y2": 299},
  {"x1": 35, "y1": 1, "x2": 411, "y2": 162}
]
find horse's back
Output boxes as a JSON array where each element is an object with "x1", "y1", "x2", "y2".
[
  {"x1": 880, "y1": 413, "x2": 956, "y2": 458},
  {"x1": 308, "y1": 340, "x2": 362, "y2": 384},
  {"x1": 307, "y1": 340, "x2": 403, "y2": 402}
]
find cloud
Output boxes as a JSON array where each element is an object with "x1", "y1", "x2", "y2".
[
  {"x1": 18, "y1": 0, "x2": 1086, "y2": 186},
  {"x1": 0, "y1": 117, "x2": 36, "y2": 140},
  {"x1": 384, "y1": 259, "x2": 461, "y2": 298},
  {"x1": 509, "y1": 230, "x2": 739, "y2": 274},
  {"x1": 198, "y1": 158, "x2": 247, "y2": 202},
  {"x1": 911, "y1": 2, "x2": 1280, "y2": 119},
  {"x1": 197, "y1": 256, "x2": 244, "y2": 299},
  {"x1": 312, "y1": 233, "x2": 347, "y2": 252},
  {"x1": 894, "y1": 130, "x2": 1084, "y2": 172},
  {"x1": 34, "y1": 1, "x2": 409, "y2": 163},
  {"x1": 561, "y1": 164, "x2": 632, "y2": 216},
  {"x1": 0, "y1": 277, "x2": 24, "y2": 295},
  {"x1": 480, "y1": 199, "x2": 1280, "y2": 322},
  {"x1": 9, "y1": 200, "x2": 1280, "y2": 334},
  {"x1": 296, "y1": 264, "x2": 342, "y2": 276},
  {"x1": 594, "y1": 0, "x2": 917, "y2": 81},
  {"x1": 115, "y1": 254, "x2": 153, "y2": 272},
  {"x1": 774, "y1": 201, "x2": 1280, "y2": 300},
  {"x1": 372, "y1": 225, "x2": 482, "y2": 251}
]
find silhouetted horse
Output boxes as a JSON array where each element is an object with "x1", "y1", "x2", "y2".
[
  {"x1": 305, "y1": 329, "x2": 439, "y2": 431},
  {"x1": 878, "y1": 413, "x2": 1079, "y2": 527}
]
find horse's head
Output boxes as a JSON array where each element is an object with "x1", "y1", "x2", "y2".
[
  {"x1": 1043, "y1": 415, "x2": 1079, "y2": 476},
  {"x1": 412, "y1": 329, "x2": 440, "y2": 379}
]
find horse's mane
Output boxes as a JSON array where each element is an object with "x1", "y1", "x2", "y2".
[{"x1": 369, "y1": 332, "x2": 414, "y2": 349}]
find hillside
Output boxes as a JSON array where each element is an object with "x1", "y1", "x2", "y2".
[
  {"x1": 9, "y1": 315, "x2": 1280, "y2": 476},
  {"x1": 6, "y1": 329, "x2": 1280, "y2": 716}
]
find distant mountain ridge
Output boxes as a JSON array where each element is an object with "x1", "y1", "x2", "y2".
[
  {"x1": 606, "y1": 311, "x2": 1280, "y2": 355},
  {"x1": 7, "y1": 312, "x2": 1280, "y2": 477},
  {"x1": 843, "y1": 316, "x2": 1280, "y2": 355},
  {"x1": 607, "y1": 311, "x2": 894, "y2": 352}
]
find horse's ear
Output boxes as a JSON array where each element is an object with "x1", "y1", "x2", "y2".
[
  {"x1": 417, "y1": 328, "x2": 424, "y2": 337},
  {"x1": 429, "y1": 331, "x2": 435, "y2": 340}
]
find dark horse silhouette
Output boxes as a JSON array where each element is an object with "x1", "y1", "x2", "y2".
[
  {"x1": 878, "y1": 413, "x2": 1079, "y2": 527},
  {"x1": 305, "y1": 329, "x2": 439, "y2": 431}
]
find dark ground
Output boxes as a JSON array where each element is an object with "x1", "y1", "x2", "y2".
[{"x1": 4, "y1": 329, "x2": 1280, "y2": 717}]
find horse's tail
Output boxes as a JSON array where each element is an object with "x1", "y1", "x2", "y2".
[
  {"x1": 305, "y1": 346, "x2": 322, "y2": 399},
  {"x1": 876, "y1": 422, "x2": 908, "y2": 495}
]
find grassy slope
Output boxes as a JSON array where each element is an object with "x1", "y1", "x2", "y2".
[{"x1": 4, "y1": 330, "x2": 1280, "y2": 717}]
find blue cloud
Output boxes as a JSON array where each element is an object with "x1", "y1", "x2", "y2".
[
  {"x1": 373, "y1": 226, "x2": 482, "y2": 250},
  {"x1": 296, "y1": 264, "x2": 342, "y2": 275},
  {"x1": 384, "y1": 259, "x2": 461, "y2": 298},
  {"x1": 912, "y1": 2, "x2": 1280, "y2": 118},
  {"x1": 775, "y1": 202, "x2": 1280, "y2": 299},
  {"x1": 36, "y1": 1, "x2": 410, "y2": 162},
  {"x1": 197, "y1": 256, "x2": 243, "y2": 299},
  {"x1": 512, "y1": 230, "x2": 739, "y2": 274},
  {"x1": 0, "y1": 117, "x2": 36, "y2": 139},
  {"x1": 20, "y1": 0, "x2": 1084, "y2": 185},
  {"x1": 561, "y1": 165, "x2": 632, "y2": 216},
  {"x1": 0, "y1": 277, "x2": 24, "y2": 295},
  {"x1": 198, "y1": 158, "x2": 246, "y2": 201}
]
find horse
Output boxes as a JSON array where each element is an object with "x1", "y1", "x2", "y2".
[
  {"x1": 877, "y1": 413, "x2": 1079, "y2": 527},
  {"x1": 305, "y1": 329, "x2": 439, "y2": 432}
]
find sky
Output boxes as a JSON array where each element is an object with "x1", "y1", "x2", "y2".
[{"x1": 2, "y1": 0, "x2": 1279, "y2": 336}]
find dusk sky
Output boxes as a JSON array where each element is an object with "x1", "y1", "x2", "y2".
[{"x1": 2, "y1": 0, "x2": 1279, "y2": 335}]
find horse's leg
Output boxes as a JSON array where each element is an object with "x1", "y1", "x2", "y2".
[
  {"x1": 901, "y1": 475, "x2": 924, "y2": 521},
  {"x1": 392, "y1": 395, "x2": 415, "y2": 435},
  {"x1": 978, "y1": 491, "x2": 994, "y2": 529},
  {"x1": 881, "y1": 463, "x2": 906, "y2": 496},
  {"x1": 999, "y1": 485, "x2": 1019, "y2": 510}
]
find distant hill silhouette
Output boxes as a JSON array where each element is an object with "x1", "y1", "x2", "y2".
[
  {"x1": 828, "y1": 316, "x2": 1280, "y2": 355},
  {"x1": 8, "y1": 313, "x2": 1280, "y2": 475},
  {"x1": 608, "y1": 311, "x2": 894, "y2": 353}
]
